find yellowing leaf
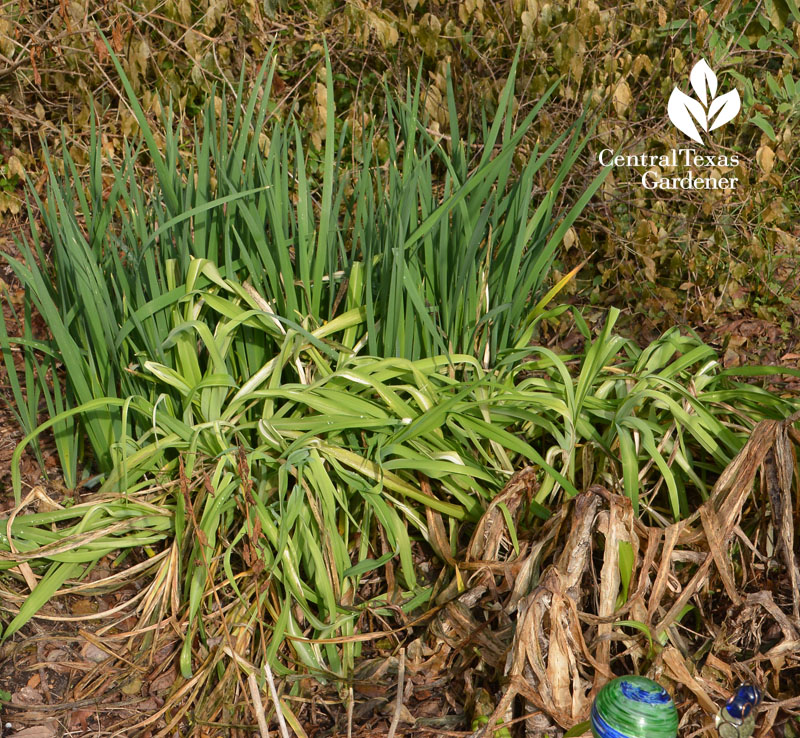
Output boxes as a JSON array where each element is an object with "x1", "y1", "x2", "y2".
[
  {"x1": 613, "y1": 79, "x2": 632, "y2": 116},
  {"x1": 185, "y1": 29, "x2": 201, "y2": 58},
  {"x1": 421, "y1": 12, "x2": 441, "y2": 34},
  {"x1": 7, "y1": 155, "x2": 24, "y2": 179},
  {"x1": 756, "y1": 145, "x2": 775, "y2": 175},
  {"x1": 204, "y1": 0, "x2": 225, "y2": 32},
  {"x1": 121, "y1": 677, "x2": 143, "y2": 695},
  {"x1": 177, "y1": 0, "x2": 191, "y2": 23},
  {"x1": 0, "y1": 18, "x2": 13, "y2": 56},
  {"x1": 315, "y1": 82, "x2": 327, "y2": 107},
  {"x1": 642, "y1": 255, "x2": 657, "y2": 282},
  {"x1": 0, "y1": 192, "x2": 20, "y2": 215},
  {"x1": 563, "y1": 226, "x2": 577, "y2": 250},
  {"x1": 632, "y1": 54, "x2": 653, "y2": 77}
]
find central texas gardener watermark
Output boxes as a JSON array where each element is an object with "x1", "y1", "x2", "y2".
[
  {"x1": 598, "y1": 148, "x2": 740, "y2": 190},
  {"x1": 598, "y1": 58, "x2": 741, "y2": 191}
]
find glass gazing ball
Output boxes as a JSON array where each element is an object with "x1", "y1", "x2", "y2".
[
  {"x1": 591, "y1": 676, "x2": 679, "y2": 738},
  {"x1": 715, "y1": 684, "x2": 762, "y2": 738}
]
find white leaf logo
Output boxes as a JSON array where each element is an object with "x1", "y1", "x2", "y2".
[
  {"x1": 668, "y1": 89, "x2": 707, "y2": 145},
  {"x1": 668, "y1": 59, "x2": 741, "y2": 145},
  {"x1": 690, "y1": 59, "x2": 717, "y2": 106},
  {"x1": 708, "y1": 90, "x2": 741, "y2": 131}
]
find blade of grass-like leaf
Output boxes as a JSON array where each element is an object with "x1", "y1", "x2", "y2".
[
  {"x1": 1, "y1": 561, "x2": 82, "y2": 640},
  {"x1": 616, "y1": 424, "x2": 640, "y2": 512},
  {"x1": 312, "y1": 47, "x2": 336, "y2": 319},
  {"x1": 319, "y1": 445, "x2": 465, "y2": 518},
  {"x1": 528, "y1": 161, "x2": 612, "y2": 292},
  {"x1": 456, "y1": 414, "x2": 579, "y2": 497},
  {"x1": 99, "y1": 33, "x2": 179, "y2": 215}
]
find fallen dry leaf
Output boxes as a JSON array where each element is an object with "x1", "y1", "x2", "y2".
[
  {"x1": 662, "y1": 646, "x2": 716, "y2": 715},
  {"x1": 148, "y1": 667, "x2": 177, "y2": 695},
  {"x1": 121, "y1": 676, "x2": 143, "y2": 695},
  {"x1": 11, "y1": 686, "x2": 43, "y2": 705},
  {"x1": 71, "y1": 598, "x2": 98, "y2": 616},
  {"x1": 80, "y1": 640, "x2": 110, "y2": 663},
  {"x1": 8, "y1": 726, "x2": 56, "y2": 738},
  {"x1": 68, "y1": 709, "x2": 92, "y2": 732}
]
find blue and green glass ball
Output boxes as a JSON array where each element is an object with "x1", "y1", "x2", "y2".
[{"x1": 591, "y1": 676, "x2": 679, "y2": 738}]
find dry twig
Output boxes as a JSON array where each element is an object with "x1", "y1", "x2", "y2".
[
  {"x1": 248, "y1": 672, "x2": 270, "y2": 738},
  {"x1": 264, "y1": 660, "x2": 291, "y2": 738},
  {"x1": 387, "y1": 647, "x2": 406, "y2": 738}
]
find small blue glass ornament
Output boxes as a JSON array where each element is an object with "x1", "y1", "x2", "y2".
[{"x1": 715, "y1": 684, "x2": 762, "y2": 738}]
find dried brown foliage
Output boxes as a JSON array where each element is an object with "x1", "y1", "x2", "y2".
[{"x1": 418, "y1": 414, "x2": 800, "y2": 737}]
